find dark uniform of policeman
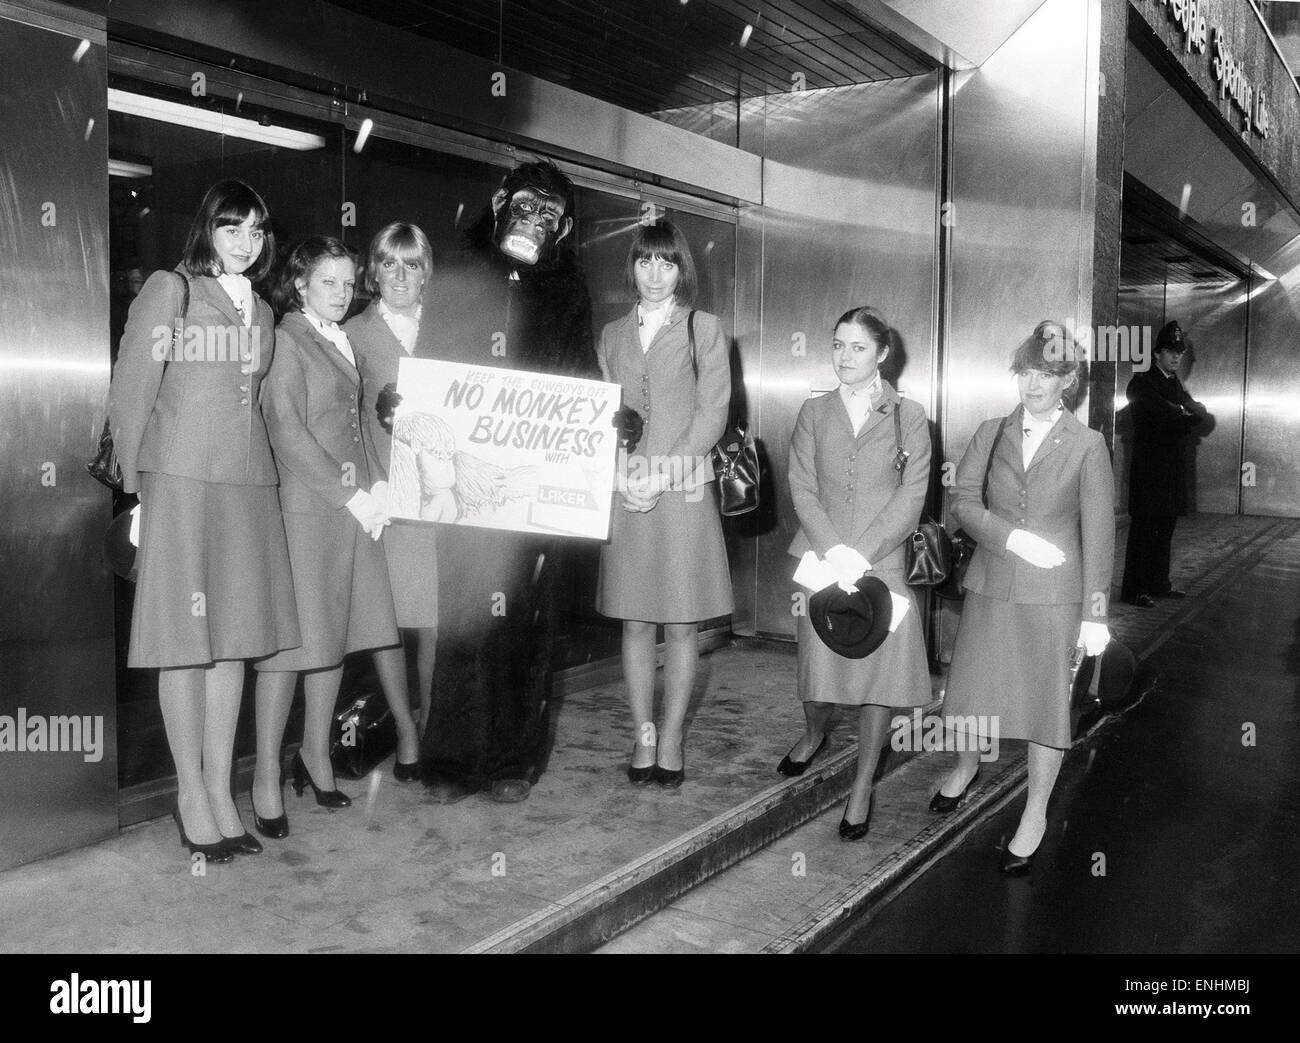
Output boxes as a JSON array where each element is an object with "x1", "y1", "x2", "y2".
[{"x1": 1121, "y1": 321, "x2": 1205, "y2": 608}]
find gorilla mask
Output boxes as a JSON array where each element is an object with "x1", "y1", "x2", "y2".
[{"x1": 490, "y1": 161, "x2": 574, "y2": 268}]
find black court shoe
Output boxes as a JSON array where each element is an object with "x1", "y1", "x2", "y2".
[
  {"x1": 171, "y1": 805, "x2": 234, "y2": 864},
  {"x1": 393, "y1": 760, "x2": 421, "y2": 783},
  {"x1": 777, "y1": 735, "x2": 827, "y2": 777},
  {"x1": 839, "y1": 795, "x2": 873, "y2": 842},
  {"x1": 999, "y1": 843, "x2": 1038, "y2": 876},
  {"x1": 929, "y1": 768, "x2": 981, "y2": 814},
  {"x1": 291, "y1": 752, "x2": 352, "y2": 808},
  {"x1": 628, "y1": 745, "x2": 657, "y2": 785},
  {"x1": 252, "y1": 805, "x2": 289, "y2": 840},
  {"x1": 222, "y1": 829, "x2": 263, "y2": 855}
]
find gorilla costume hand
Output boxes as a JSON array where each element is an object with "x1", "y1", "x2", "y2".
[
  {"x1": 612, "y1": 405, "x2": 644, "y2": 453},
  {"x1": 377, "y1": 382, "x2": 402, "y2": 434}
]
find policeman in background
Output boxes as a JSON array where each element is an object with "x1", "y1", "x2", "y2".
[{"x1": 1121, "y1": 321, "x2": 1206, "y2": 608}]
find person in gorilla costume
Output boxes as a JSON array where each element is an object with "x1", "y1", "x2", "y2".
[{"x1": 381, "y1": 159, "x2": 635, "y2": 804}]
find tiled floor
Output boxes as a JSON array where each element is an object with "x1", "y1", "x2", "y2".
[{"x1": 0, "y1": 513, "x2": 1288, "y2": 953}]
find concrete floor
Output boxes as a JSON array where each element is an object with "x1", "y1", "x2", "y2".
[{"x1": 0, "y1": 513, "x2": 1288, "y2": 953}]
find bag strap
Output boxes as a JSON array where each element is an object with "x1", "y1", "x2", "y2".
[
  {"x1": 892, "y1": 403, "x2": 909, "y2": 487},
  {"x1": 171, "y1": 271, "x2": 191, "y2": 352},
  {"x1": 981, "y1": 415, "x2": 1008, "y2": 508},
  {"x1": 687, "y1": 309, "x2": 697, "y2": 381}
]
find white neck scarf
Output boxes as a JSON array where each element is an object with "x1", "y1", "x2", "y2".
[{"x1": 304, "y1": 311, "x2": 356, "y2": 368}]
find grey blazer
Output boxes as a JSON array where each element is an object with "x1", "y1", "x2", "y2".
[
  {"x1": 597, "y1": 305, "x2": 729, "y2": 489},
  {"x1": 950, "y1": 407, "x2": 1115, "y2": 621},
  {"x1": 260, "y1": 311, "x2": 373, "y2": 515},
  {"x1": 786, "y1": 382, "x2": 930, "y2": 572},
  {"x1": 109, "y1": 267, "x2": 278, "y2": 494}
]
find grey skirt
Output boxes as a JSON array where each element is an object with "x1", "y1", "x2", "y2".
[
  {"x1": 255, "y1": 510, "x2": 400, "y2": 673},
  {"x1": 129, "y1": 472, "x2": 300, "y2": 668},
  {"x1": 942, "y1": 593, "x2": 1079, "y2": 749},
  {"x1": 597, "y1": 485, "x2": 733, "y2": 623},
  {"x1": 381, "y1": 520, "x2": 439, "y2": 629},
  {"x1": 796, "y1": 569, "x2": 932, "y2": 708}
]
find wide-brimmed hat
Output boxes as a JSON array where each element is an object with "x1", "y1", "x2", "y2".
[{"x1": 808, "y1": 575, "x2": 893, "y2": 659}]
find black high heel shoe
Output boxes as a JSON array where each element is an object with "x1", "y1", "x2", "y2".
[
  {"x1": 393, "y1": 759, "x2": 421, "y2": 783},
  {"x1": 252, "y1": 808, "x2": 289, "y2": 840},
  {"x1": 999, "y1": 841, "x2": 1038, "y2": 876},
  {"x1": 291, "y1": 752, "x2": 352, "y2": 808},
  {"x1": 222, "y1": 825, "x2": 263, "y2": 855},
  {"x1": 838, "y1": 795, "x2": 873, "y2": 842},
  {"x1": 928, "y1": 768, "x2": 981, "y2": 813},
  {"x1": 627, "y1": 744, "x2": 657, "y2": 785},
  {"x1": 777, "y1": 735, "x2": 827, "y2": 777},
  {"x1": 171, "y1": 805, "x2": 234, "y2": 864}
]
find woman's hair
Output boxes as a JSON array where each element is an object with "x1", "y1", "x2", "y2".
[
  {"x1": 1010, "y1": 320, "x2": 1087, "y2": 402},
  {"x1": 833, "y1": 306, "x2": 892, "y2": 354},
  {"x1": 624, "y1": 219, "x2": 698, "y2": 305},
  {"x1": 181, "y1": 179, "x2": 275, "y2": 281},
  {"x1": 364, "y1": 222, "x2": 433, "y2": 297},
  {"x1": 271, "y1": 236, "x2": 357, "y2": 316}
]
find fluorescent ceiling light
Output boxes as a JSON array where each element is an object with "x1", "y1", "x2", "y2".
[
  {"x1": 108, "y1": 158, "x2": 153, "y2": 178},
  {"x1": 108, "y1": 88, "x2": 326, "y2": 150}
]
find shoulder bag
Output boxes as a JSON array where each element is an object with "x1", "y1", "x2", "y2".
[
  {"x1": 87, "y1": 272, "x2": 190, "y2": 490},
  {"x1": 687, "y1": 310, "x2": 759, "y2": 516},
  {"x1": 932, "y1": 415, "x2": 1007, "y2": 601}
]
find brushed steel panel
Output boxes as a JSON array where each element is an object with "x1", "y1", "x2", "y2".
[
  {"x1": 1243, "y1": 243, "x2": 1300, "y2": 517},
  {"x1": 741, "y1": 77, "x2": 943, "y2": 639},
  {"x1": 937, "y1": 0, "x2": 1097, "y2": 661},
  {"x1": 945, "y1": 0, "x2": 1097, "y2": 465},
  {"x1": 0, "y1": 9, "x2": 117, "y2": 870}
]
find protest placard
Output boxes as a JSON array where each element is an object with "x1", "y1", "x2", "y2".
[{"x1": 385, "y1": 358, "x2": 620, "y2": 540}]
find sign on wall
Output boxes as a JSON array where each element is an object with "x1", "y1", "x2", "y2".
[{"x1": 386, "y1": 358, "x2": 620, "y2": 539}]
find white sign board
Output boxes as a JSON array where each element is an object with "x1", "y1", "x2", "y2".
[{"x1": 386, "y1": 358, "x2": 619, "y2": 540}]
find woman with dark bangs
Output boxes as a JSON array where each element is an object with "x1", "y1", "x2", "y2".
[
  {"x1": 596, "y1": 220, "x2": 733, "y2": 787},
  {"x1": 109, "y1": 179, "x2": 299, "y2": 863},
  {"x1": 345, "y1": 222, "x2": 437, "y2": 780},
  {"x1": 930, "y1": 321, "x2": 1114, "y2": 874}
]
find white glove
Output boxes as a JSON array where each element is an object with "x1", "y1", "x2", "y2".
[
  {"x1": 346, "y1": 489, "x2": 390, "y2": 541},
  {"x1": 1077, "y1": 621, "x2": 1110, "y2": 657},
  {"x1": 1006, "y1": 529, "x2": 1065, "y2": 568},
  {"x1": 128, "y1": 503, "x2": 141, "y2": 547},
  {"x1": 825, "y1": 544, "x2": 870, "y2": 593}
]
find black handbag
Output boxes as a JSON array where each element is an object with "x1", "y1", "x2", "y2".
[
  {"x1": 687, "y1": 310, "x2": 759, "y2": 516},
  {"x1": 85, "y1": 419, "x2": 123, "y2": 490},
  {"x1": 933, "y1": 415, "x2": 1008, "y2": 601},
  {"x1": 712, "y1": 420, "x2": 759, "y2": 516},
  {"x1": 329, "y1": 689, "x2": 398, "y2": 780},
  {"x1": 87, "y1": 272, "x2": 190, "y2": 492},
  {"x1": 894, "y1": 407, "x2": 953, "y2": 587}
]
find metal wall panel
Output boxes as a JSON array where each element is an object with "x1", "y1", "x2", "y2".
[
  {"x1": 1243, "y1": 243, "x2": 1300, "y2": 517},
  {"x1": 945, "y1": 0, "x2": 1099, "y2": 463},
  {"x1": 0, "y1": 5, "x2": 118, "y2": 870},
  {"x1": 938, "y1": 0, "x2": 1099, "y2": 658},
  {"x1": 738, "y1": 77, "x2": 943, "y2": 638}
]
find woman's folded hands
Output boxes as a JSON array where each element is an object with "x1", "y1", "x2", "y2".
[
  {"x1": 346, "y1": 488, "x2": 390, "y2": 540},
  {"x1": 825, "y1": 544, "x2": 871, "y2": 593}
]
